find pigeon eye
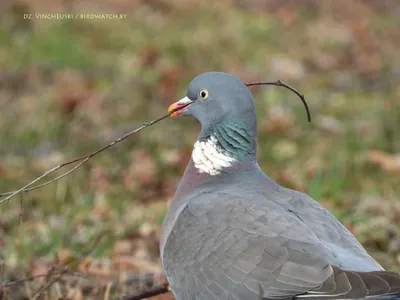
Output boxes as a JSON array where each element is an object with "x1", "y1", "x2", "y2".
[{"x1": 199, "y1": 89, "x2": 210, "y2": 100}]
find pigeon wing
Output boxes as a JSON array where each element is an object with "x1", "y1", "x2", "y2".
[{"x1": 163, "y1": 191, "x2": 334, "y2": 300}]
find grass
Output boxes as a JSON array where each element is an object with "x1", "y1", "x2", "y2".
[{"x1": 0, "y1": 0, "x2": 399, "y2": 298}]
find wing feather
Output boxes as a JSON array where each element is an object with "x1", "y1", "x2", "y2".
[{"x1": 163, "y1": 191, "x2": 333, "y2": 299}]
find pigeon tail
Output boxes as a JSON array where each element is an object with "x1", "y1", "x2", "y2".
[
  {"x1": 375, "y1": 294, "x2": 400, "y2": 300},
  {"x1": 293, "y1": 265, "x2": 400, "y2": 300}
]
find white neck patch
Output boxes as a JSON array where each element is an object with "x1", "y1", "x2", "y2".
[{"x1": 192, "y1": 135, "x2": 236, "y2": 175}]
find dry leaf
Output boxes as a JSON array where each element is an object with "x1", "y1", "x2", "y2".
[
  {"x1": 112, "y1": 240, "x2": 134, "y2": 255},
  {"x1": 368, "y1": 150, "x2": 400, "y2": 173},
  {"x1": 30, "y1": 260, "x2": 51, "y2": 285},
  {"x1": 140, "y1": 46, "x2": 159, "y2": 67},
  {"x1": 0, "y1": 163, "x2": 6, "y2": 177},
  {"x1": 112, "y1": 256, "x2": 162, "y2": 274},
  {"x1": 54, "y1": 68, "x2": 93, "y2": 115}
]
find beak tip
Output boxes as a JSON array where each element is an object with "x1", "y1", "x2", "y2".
[
  {"x1": 168, "y1": 104, "x2": 179, "y2": 118},
  {"x1": 168, "y1": 97, "x2": 192, "y2": 118}
]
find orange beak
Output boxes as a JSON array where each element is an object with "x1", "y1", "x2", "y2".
[{"x1": 168, "y1": 97, "x2": 193, "y2": 118}]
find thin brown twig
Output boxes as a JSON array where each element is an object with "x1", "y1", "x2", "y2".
[
  {"x1": 117, "y1": 282, "x2": 170, "y2": 300},
  {"x1": 0, "y1": 104, "x2": 191, "y2": 204},
  {"x1": 245, "y1": 80, "x2": 311, "y2": 122},
  {"x1": 79, "y1": 272, "x2": 157, "y2": 295},
  {"x1": 31, "y1": 271, "x2": 66, "y2": 300},
  {"x1": 2, "y1": 271, "x2": 88, "y2": 288},
  {"x1": 6, "y1": 157, "x2": 90, "y2": 199}
]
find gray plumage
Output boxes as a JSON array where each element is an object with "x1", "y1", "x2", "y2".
[{"x1": 161, "y1": 72, "x2": 400, "y2": 300}]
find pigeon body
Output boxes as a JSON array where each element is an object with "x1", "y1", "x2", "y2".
[{"x1": 161, "y1": 72, "x2": 400, "y2": 300}]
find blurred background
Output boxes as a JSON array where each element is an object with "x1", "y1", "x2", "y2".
[{"x1": 0, "y1": 0, "x2": 399, "y2": 298}]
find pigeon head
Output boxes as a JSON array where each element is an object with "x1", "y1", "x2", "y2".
[
  {"x1": 168, "y1": 72, "x2": 256, "y2": 129},
  {"x1": 168, "y1": 72, "x2": 257, "y2": 175}
]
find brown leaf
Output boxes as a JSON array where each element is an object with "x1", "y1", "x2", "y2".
[
  {"x1": 275, "y1": 5, "x2": 299, "y2": 26},
  {"x1": 153, "y1": 293, "x2": 175, "y2": 300},
  {"x1": 368, "y1": 150, "x2": 400, "y2": 173},
  {"x1": 54, "y1": 68, "x2": 93, "y2": 115},
  {"x1": 140, "y1": 46, "x2": 159, "y2": 67},
  {"x1": 112, "y1": 240, "x2": 134, "y2": 255},
  {"x1": 0, "y1": 163, "x2": 6, "y2": 178},
  {"x1": 78, "y1": 257, "x2": 93, "y2": 273},
  {"x1": 30, "y1": 260, "x2": 51, "y2": 285},
  {"x1": 72, "y1": 288, "x2": 84, "y2": 300},
  {"x1": 112, "y1": 256, "x2": 162, "y2": 274},
  {"x1": 265, "y1": 115, "x2": 294, "y2": 134}
]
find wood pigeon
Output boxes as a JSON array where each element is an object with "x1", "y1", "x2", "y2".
[{"x1": 160, "y1": 72, "x2": 400, "y2": 300}]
